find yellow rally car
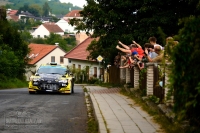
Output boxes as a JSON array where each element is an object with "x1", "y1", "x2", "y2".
[{"x1": 28, "y1": 63, "x2": 74, "y2": 94}]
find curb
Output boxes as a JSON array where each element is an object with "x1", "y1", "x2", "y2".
[{"x1": 84, "y1": 87, "x2": 108, "y2": 133}]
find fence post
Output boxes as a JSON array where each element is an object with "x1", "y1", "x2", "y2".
[
  {"x1": 164, "y1": 63, "x2": 174, "y2": 106},
  {"x1": 146, "y1": 63, "x2": 154, "y2": 96},
  {"x1": 134, "y1": 66, "x2": 139, "y2": 88},
  {"x1": 126, "y1": 68, "x2": 131, "y2": 84},
  {"x1": 120, "y1": 57, "x2": 126, "y2": 83}
]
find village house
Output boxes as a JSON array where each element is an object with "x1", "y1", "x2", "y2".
[
  {"x1": 25, "y1": 43, "x2": 67, "y2": 81},
  {"x1": 64, "y1": 37, "x2": 104, "y2": 80},
  {"x1": 31, "y1": 22, "x2": 64, "y2": 38}
]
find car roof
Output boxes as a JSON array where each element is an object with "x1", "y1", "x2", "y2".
[{"x1": 39, "y1": 65, "x2": 67, "y2": 69}]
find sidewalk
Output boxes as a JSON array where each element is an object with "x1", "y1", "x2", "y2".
[{"x1": 85, "y1": 86, "x2": 163, "y2": 133}]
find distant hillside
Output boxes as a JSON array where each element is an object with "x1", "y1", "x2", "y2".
[
  {"x1": 4, "y1": 0, "x2": 82, "y2": 15},
  {"x1": 0, "y1": 0, "x2": 12, "y2": 6}
]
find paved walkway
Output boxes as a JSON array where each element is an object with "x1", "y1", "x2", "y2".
[{"x1": 85, "y1": 86, "x2": 163, "y2": 133}]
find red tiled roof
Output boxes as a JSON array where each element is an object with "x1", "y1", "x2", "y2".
[
  {"x1": 43, "y1": 23, "x2": 64, "y2": 32},
  {"x1": 64, "y1": 37, "x2": 98, "y2": 61},
  {"x1": 9, "y1": 15, "x2": 18, "y2": 21},
  {"x1": 8, "y1": 10, "x2": 18, "y2": 15},
  {"x1": 28, "y1": 44, "x2": 57, "y2": 65},
  {"x1": 64, "y1": 10, "x2": 81, "y2": 17}
]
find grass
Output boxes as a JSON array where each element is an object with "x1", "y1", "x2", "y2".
[
  {"x1": 0, "y1": 78, "x2": 28, "y2": 89},
  {"x1": 87, "y1": 108, "x2": 99, "y2": 133},
  {"x1": 120, "y1": 88, "x2": 184, "y2": 133}
]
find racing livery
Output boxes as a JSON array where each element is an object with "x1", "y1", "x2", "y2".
[{"x1": 28, "y1": 63, "x2": 74, "y2": 94}]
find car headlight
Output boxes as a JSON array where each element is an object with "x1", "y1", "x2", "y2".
[{"x1": 59, "y1": 79, "x2": 68, "y2": 83}]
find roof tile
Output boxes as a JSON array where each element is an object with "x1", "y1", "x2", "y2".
[
  {"x1": 43, "y1": 23, "x2": 64, "y2": 32},
  {"x1": 28, "y1": 44, "x2": 57, "y2": 65},
  {"x1": 64, "y1": 37, "x2": 98, "y2": 61},
  {"x1": 64, "y1": 10, "x2": 81, "y2": 17}
]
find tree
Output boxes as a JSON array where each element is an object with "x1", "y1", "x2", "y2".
[
  {"x1": 29, "y1": 4, "x2": 43, "y2": 16},
  {"x1": 0, "y1": 9, "x2": 29, "y2": 80},
  {"x1": 69, "y1": 0, "x2": 198, "y2": 65},
  {"x1": 45, "y1": 33, "x2": 68, "y2": 51},
  {"x1": 42, "y1": 2, "x2": 51, "y2": 17}
]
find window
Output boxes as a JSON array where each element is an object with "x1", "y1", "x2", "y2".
[
  {"x1": 37, "y1": 35, "x2": 40, "y2": 38},
  {"x1": 94, "y1": 67, "x2": 97, "y2": 77},
  {"x1": 51, "y1": 56, "x2": 55, "y2": 62},
  {"x1": 78, "y1": 65, "x2": 81, "y2": 70},
  {"x1": 60, "y1": 56, "x2": 64, "y2": 64},
  {"x1": 73, "y1": 64, "x2": 75, "y2": 69},
  {"x1": 68, "y1": 59, "x2": 71, "y2": 63},
  {"x1": 44, "y1": 35, "x2": 47, "y2": 38}
]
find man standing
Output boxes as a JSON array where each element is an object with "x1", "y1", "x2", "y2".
[{"x1": 149, "y1": 37, "x2": 163, "y2": 50}]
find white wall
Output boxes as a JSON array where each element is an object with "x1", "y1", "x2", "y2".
[
  {"x1": 65, "y1": 58, "x2": 102, "y2": 78},
  {"x1": 31, "y1": 25, "x2": 64, "y2": 38},
  {"x1": 35, "y1": 47, "x2": 66, "y2": 70},
  {"x1": 32, "y1": 25, "x2": 49, "y2": 38},
  {"x1": 56, "y1": 19, "x2": 75, "y2": 33}
]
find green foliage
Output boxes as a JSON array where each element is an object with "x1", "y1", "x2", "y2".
[
  {"x1": 165, "y1": 16, "x2": 200, "y2": 129},
  {"x1": 30, "y1": 33, "x2": 76, "y2": 52},
  {"x1": 148, "y1": 95, "x2": 160, "y2": 104},
  {"x1": 0, "y1": 16, "x2": 29, "y2": 80},
  {"x1": 42, "y1": 2, "x2": 51, "y2": 16},
  {"x1": 9, "y1": 17, "x2": 42, "y2": 30},
  {"x1": 17, "y1": 4, "x2": 40, "y2": 17},
  {"x1": 0, "y1": 78, "x2": 28, "y2": 89},
  {"x1": 70, "y1": 0, "x2": 198, "y2": 65}
]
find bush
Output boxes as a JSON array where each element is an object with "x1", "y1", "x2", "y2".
[{"x1": 165, "y1": 16, "x2": 200, "y2": 130}]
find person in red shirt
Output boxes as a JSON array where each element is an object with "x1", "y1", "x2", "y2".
[{"x1": 116, "y1": 40, "x2": 144, "y2": 60}]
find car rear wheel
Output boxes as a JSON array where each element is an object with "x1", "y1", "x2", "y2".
[
  {"x1": 29, "y1": 91, "x2": 35, "y2": 94},
  {"x1": 72, "y1": 83, "x2": 74, "y2": 93}
]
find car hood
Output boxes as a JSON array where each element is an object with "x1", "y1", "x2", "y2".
[{"x1": 39, "y1": 73, "x2": 63, "y2": 80}]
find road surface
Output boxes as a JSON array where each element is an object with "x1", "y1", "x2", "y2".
[{"x1": 0, "y1": 84, "x2": 87, "y2": 133}]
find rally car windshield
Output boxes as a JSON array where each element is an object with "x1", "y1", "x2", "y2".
[{"x1": 37, "y1": 67, "x2": 67, "y2": 75}]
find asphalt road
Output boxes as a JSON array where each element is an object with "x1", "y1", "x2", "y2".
[{"x1": 0, "y1": 84, "x2": 88, "y2": 133}]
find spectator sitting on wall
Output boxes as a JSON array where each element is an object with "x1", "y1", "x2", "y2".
[
  {"x1": 144, "y1": 43, "x2": 158, "y2": 59},
  {"x1": 119, "y1": 51, "x2": 139, "y2": 69},
  {"x1": 144, "y1": 46, "x2": 164, "y2": 62},
  {"x1": 116, "y1": 40, "x2": 144, "y2": 60},
  {"x1": 149, "y1": 36, "x2": 163, "y2": 50}
]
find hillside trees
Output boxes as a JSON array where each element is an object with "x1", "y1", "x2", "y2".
[{"x1": 42, "y1": 2, "x2": 51, "y2": 17}]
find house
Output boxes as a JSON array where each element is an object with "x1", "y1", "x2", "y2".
[
  {"x1": 63, "y1": 10, "x2": 82, "y2": 20},
  {"x1": 6, "y1": 9, "x2": 18, "y2": 21},
  {"x1": 56, "y1": 10, "x2": 82, "y2": 34},
  {"x1": 31, "y1": 22, "x2": 64, "y2": 38},
  {"x1": 64, "y1": 37, "x2": 104, "y2": 79},
  {"x1": 25, "y1": 43, "x2": 67, "y2": 81},
  {"x1": 56, "y1": 19, "x2": 75, "y2": 33}
]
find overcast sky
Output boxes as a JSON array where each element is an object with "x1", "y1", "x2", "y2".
[{"x1": 59, "y1": 0, "x2": 87, "y2": 8}]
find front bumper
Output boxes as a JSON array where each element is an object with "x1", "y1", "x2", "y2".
[{"x1": 28, "y1": 80, "x2": 72, "y2": 93}]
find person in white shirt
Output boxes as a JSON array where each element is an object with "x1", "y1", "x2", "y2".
[{"x1": 149, "y1": 36, "x2": 163, "y2": 50}]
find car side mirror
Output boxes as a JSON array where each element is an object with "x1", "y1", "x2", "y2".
[
  {"x1": 35, "y1": 73, "x2": 39, "y2": 76},
  {"x1": 62, "y1": 75, "x2": 66, "y2": 78}
]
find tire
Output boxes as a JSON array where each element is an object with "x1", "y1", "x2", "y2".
[
  {"x1": 72, "y1": 82, "x2": 74, "y2": 93},
  {"x1": 29, "y1": 91, "x2": 35, "y2": 94}
]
